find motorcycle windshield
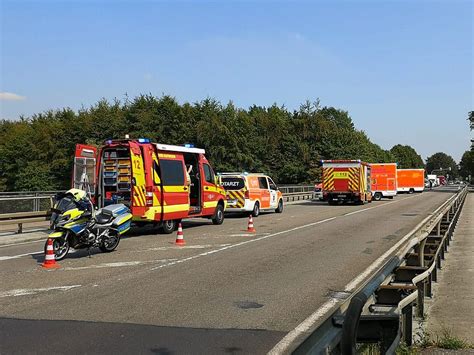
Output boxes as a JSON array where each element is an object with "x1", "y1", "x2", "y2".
[{"x1": 55, "y1": 197, "x2": 78, "y2": 213}]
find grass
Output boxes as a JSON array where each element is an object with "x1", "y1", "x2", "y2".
[{"x1": 433, "y1": 328, "x2": 472, "y2": 350}]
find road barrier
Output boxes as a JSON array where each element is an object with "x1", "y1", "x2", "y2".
[{"x1": 271, "y1": 185, "x2": 469, "y2": 355}]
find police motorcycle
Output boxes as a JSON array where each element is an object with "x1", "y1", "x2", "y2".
[{"x1": 47, "y1": 189, "x2": 132, "y2": 260}]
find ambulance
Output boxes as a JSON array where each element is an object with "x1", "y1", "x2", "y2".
[
  {"x1": 73, "y1": 139, "x2": 227, "y2": 233},
  {"x1": 218, "y1": 172, "x2": 284, "y2": 217},
  {"x1": 397, "y1": 169, "x2": 425, "y2": 193},
  {"x1": 322, "y1": 160, "x2": 372, "y2": 204},
  {"x1": 370, "y1": 163, "x2": 397, "y2": 201}
]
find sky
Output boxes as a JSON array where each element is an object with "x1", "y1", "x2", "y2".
[{"x1": 1, "y1": 0, "x2": 473, "y2": 162}]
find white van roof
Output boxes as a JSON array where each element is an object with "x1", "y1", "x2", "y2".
[{"x1": 156, "y1": 144, "x2": 205, "y2": 155}]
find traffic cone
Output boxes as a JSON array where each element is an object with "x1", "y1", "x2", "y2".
[
  {"x1": 247, "y1": 215, "x2": 256, "y2": 233},
  {"x1": 42, "y1": 238, "x2": 60, "y2": 269},
  {"x1": 175, "y1": 223, "x2": 186, "y2": 246}
]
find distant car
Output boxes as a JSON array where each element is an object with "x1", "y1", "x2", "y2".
[{"x1": 312, "y1": 183, "x2": 324, "y2": 201}]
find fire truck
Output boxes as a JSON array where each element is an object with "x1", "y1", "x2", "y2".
[
  {"x1": 73, "y1": 139, "x2": 226, "y2": 233},
  {"x1": 322, "y1": 160, "x2": 372, "y2": 204}
]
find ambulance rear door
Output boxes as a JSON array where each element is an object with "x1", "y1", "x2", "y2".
[{"x1": 129, "y1": 141, "x2": 147, "y2": 216}]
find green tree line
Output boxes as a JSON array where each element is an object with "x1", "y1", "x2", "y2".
[{"x1": 0, "y1": 94, "x2": 432, "y2": 191}]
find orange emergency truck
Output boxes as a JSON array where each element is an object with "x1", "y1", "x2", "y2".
[
  {"x1": 322, "y1": 160, "x2": 372, "y2": 204},
  {"x1": 218, "y1": 173, "x2": 284, "y2": 216},
  {"x1": 73, "y1": 139, "x2": 226, "y2": 233},
  {"x1": 396, "y1": 169, "x2": 425, "y2": 193},
  {"x1": 370, "y1": 163, "x2": 397, "y2": 200}
]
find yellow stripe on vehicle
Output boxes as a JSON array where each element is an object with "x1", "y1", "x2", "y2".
[{"x1": 203, "y1": 201, "x2": 218, "y2": 209}]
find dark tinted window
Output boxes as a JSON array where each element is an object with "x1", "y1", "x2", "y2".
[
  {"x1": 221, "y1": 177, "x2": 245, "y2": 190},
  {"x1": 203, "y1": 164, "x2": 214, "y2": 184},
  {"x1": 258, "y1": 177, "x2": 268, "y2": 189},
  {"x1": 160, "y1": 159, "x2": 185, "y2": 186}
]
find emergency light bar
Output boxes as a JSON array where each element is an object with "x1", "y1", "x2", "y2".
[{"x1": 156, "y1": 143, "x2": 205, "y2": 155}]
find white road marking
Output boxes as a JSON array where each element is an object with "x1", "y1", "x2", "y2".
[
  {"x1": 0, "y1": 239, "x2": 45, "y2": 248},
  {"x1": 229, "y1": 233, "x2": 270, "y2": 237},
  {"x1": 143, "y1": 244, "x2": 231, "y2": 251},
  {"x1": 0, "y1": 285, "x2": 81, "y2": 298},
  {"x1": 62, "y1": 259, "x2": 177, "y2": 271},
  {"x1": 0, "y1": 251, "x2": 43, "y2": 261},
  {"x1": 0, "y1": 249, "x2": 78, "y2": 262}
]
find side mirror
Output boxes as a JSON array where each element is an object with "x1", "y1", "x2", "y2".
[{"x1": 214, "y1": 176, "x2": 220, "y2": 186}]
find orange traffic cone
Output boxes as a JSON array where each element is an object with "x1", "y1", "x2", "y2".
[
  {"x1": 42, "y1": 238, "x2": 60, "y2": 269},
  {"x1": 175, "y1": 223, "x2": 186, "y2": 246},
  {"x1": 247, "y1": 215, "x2": 256, "y2": 233}
]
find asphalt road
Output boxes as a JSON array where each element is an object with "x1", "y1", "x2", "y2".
[{"x1": 0, "y1": 189, "x2": 458, "y2": 354}]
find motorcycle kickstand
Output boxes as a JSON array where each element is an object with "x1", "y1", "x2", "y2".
[{"x1": 87, "y1": 247, "x2": 92, "y2": 258}]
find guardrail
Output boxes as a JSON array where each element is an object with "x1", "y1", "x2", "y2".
[{"x1": 273, "y1": 185, "x2": 469, "y2": 355}]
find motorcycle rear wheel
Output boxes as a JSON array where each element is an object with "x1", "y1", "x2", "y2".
[
  {"x1": 45, "y1": 236, "x2": 70, "y2": 261},
  {"x1": 99, "y1": 233, "x2": 120, "y2": 253}
]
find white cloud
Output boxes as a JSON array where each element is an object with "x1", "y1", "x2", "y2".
[{"x1": 0, "y1": 92, "x2": 26, "y2": 101}]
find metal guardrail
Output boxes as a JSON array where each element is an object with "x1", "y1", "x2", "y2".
[{"x1": 279, "y1": 185, "x2": 469, "y2": 354}]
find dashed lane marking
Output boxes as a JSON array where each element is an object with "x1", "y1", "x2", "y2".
[
  {"x1": 62, "y1": 259, "x2": 178, "y2": 271},
  {"x1": 0, "y1": 285, "x2": 81, "y2": 298}
]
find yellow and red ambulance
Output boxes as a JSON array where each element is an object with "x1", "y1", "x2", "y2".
[
  {"x1": 73, "y1": 139, "x2": 226, "y2": 233},
  {"x1": 218, "y1": 172, "x2": 284, "y2": 216}
]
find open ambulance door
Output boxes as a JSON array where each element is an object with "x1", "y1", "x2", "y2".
[
  {"x1": 73, "y1": 144, "x2": 98, "y2": 199},
  {"x1": 129, "y1": 141, "x2": 148, "y2": 216}
]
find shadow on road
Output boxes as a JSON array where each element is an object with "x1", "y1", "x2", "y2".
[{"x1": 0, "y1": 317, "x2": 285, "y2": 355}]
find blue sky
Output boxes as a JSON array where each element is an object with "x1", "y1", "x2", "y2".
[{"x1": 1, "y1": 0, "x2": 472, "y2": 161}]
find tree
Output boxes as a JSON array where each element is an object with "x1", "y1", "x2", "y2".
[
  {"x1": 459, "y1": 150, "x2": 474, "y2": 183},
  {"x1": 468, "y1": 111, "x2": 474, "y2": 131},
  {"x1": 426, "y1": 152, "x2": 458, "y2": 178},
  {"x1": 390, "y1": 145, "x2": 424, "y2": 169}
]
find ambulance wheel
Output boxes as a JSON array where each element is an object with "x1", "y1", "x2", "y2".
[
  {"x1": 373, "y1": 192, "x2": 382, "y2": 201},
  {"x1": 161, "y1": 220, "x2": 176, "y2": 234},
  {"x1": 252, "y1": 202, "x2": 260, "y2": 217},
  {"x1": 212, "y1": 204, "x2": 225, "y2": 225},
  {"x1": 275, "y1": 199, "x2": 283, "y2": 213},
  {"x1": 409, "y1": 188, "x2": 415, "y2": 194}
]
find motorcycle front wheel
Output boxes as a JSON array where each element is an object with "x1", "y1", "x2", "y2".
[
  {"x1": 99, "y1": 233, "x2": 120, "y2": 253},
  {"x1": 45, "y1": 236, "x2": 70, "y2": 261}
]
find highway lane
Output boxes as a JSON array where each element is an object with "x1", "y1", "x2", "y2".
[{"x1": 0, "y1": 189, "x2": 457, "y2": 354}]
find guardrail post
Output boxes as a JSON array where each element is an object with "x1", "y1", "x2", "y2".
[
  {"x1": 17, "y1": 223, "x2": 23, "y2": 234},
  {"x1": 418, "y1": 240, "x2": 426, "y2": 267},
  {"x1": 416, "y1": 282, "x2": 425, "y2": 317},
  {"x1": 402, "y1": 305, "x2": 413, "y2": 346}
]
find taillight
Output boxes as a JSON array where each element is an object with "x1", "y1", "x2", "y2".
[
  {"x1": 244, "y1": 190, "x2": 249, "y2": 199},
  {"x1": 146, "y1": 187, "x2": 154, "y2": 206}
]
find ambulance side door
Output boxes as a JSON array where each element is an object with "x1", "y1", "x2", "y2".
[
  {"x1": 258, "y1": 177, "x2": 271, "y2": 209},
  {"x1": 201, "y1": 160, "x2": 218, "y2": 215},
  {"x1": 267, "y1": 177, "x2": 278, "y2": 208},
  {"x1": 158, "y1": 153, "x2": 189, "y2": 221}
]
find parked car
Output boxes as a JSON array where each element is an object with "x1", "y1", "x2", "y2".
[{"x1": 312, "y1": 183, "x2": 324, "y2": 201}]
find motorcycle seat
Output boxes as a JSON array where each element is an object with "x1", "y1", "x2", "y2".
[{"x1": 95, "y1": 212, "x2": 113, "y2": 224}]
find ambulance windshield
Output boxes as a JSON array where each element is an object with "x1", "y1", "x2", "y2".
[{"x1": 221, "y1": 177, "x2": 245, "y2": 190}]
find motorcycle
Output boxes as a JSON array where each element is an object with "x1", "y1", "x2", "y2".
[{"x1": 47, "y1": 189, "x2": 132, "y2": 260}]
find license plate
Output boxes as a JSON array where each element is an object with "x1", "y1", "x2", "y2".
[
  {"x1": 337, "y1": 195, "x2": 346, "y2": 198},
  {"x1": 227, "y1": 199, "x2": 237, "y2": 205}
]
